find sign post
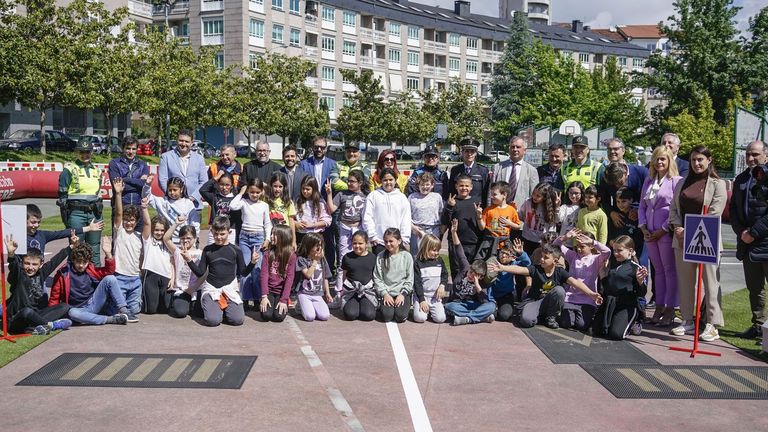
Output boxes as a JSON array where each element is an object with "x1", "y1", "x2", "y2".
[{"x1": 669, "y1": 211, "x2": 721, "y2": 357}]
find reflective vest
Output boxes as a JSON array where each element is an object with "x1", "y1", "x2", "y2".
[
  {"x1": 209, "y1": 162, "x2": 240, "y2": 186},
  {"x1": 560, "y1": 158, "x2": 601, "y2": 188},
  {"x1": 334, "y1": 160, "x2": 370, "y2": 191},
  {"x1": 64, "y1": 162, "x2": 101, "y2": 200}
]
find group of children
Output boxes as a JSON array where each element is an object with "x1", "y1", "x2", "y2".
[{"x1": 3, "y1": 165, "x2": 649, "y2": 341}]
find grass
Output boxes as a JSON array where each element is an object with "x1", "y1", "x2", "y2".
[
  {"x1": 719, "y1": 288, "x2": 767, "y2": 361},
  {"x1": 0, "y1": 332, "x2": 56, "y2": 368}
]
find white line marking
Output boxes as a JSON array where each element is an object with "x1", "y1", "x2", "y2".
[
  {"x1": 386, "y1": 322, "x2": 434, "y2": 432},
  {"x1": 286, "y1": 317, "x2": 366, "y2": 432}
]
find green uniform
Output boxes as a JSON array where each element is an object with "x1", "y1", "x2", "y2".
[
  {"x1": 58, "y1": 160, "x2": 103, "y2": 263},
  {"x1": 560, "y1": 158, "x2": 603, "y2": 188},
  {"x1": 333, "y1": 160, "x2": 371, "y2": 192}
]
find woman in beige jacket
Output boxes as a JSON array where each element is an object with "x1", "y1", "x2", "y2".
[{"x1": 667, "y1": 145, "x2": 727, "y2": 342}]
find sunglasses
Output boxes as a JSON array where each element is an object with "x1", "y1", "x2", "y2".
[
  {"x1": 314, "y1": 145, "x2": 327, "y2": 150},
  {"x1": 383, "y1": 157, "x2": 396, "y2": 162}
]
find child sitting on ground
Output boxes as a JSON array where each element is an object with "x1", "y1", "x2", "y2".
[
  {"x1": 182, "y1": 216, "x2": 259, "y2": 327},
  {"x1": 259, "y1": 225, "x2": 297, "y2": 323},
  {"x1": 373, "y1": 228, "x2": 414, "y2": 323},
  {"x1": 340, "y1": 231, "x2": 379, "y2": 321},
  {"x1": 25, "y1": 204, "x2": 102, "y2": 255},
  {"x1": 485, "y1": 238, "x2": 531, "y2": 322},
  {"x1": 3, "y1": 233, "x2": 75, "y2": 335},
  {"x1": 296, "y1": 233, "x2": 334, "y2": 322},
  {"x1": 163, "y1": 216, "x2": 204, "y2": 318},
  {"x1": 488, "y1": 244, "x2": 602, "y2": 329},
  {"x1": 111, "y1": 178, "x2": 143, "y2": 321},
  {"x1": 49, "y1": 238, "x2": 132, "y2": 326},
  {"x1": 445, "y1": 219, "x2": 495, "y2": 326},
  {"x1": 412, "y1": 234, "x2": 448, "y2": 324}
]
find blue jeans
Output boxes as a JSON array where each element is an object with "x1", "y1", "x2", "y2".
[
  {"x1": 445, "y1": 300, "x2": 496, "y2": 323},
  {"x1": 239, "y1": 231, "x2": 264, "y2": 301},
  {"x1": 115, "y1": 274, "x2": 142, "y2": 315},
  {"x1": 68, "y1": 276, "x2": 128, "y2": 325}
]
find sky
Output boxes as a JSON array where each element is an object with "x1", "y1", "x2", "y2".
[{"x1": 429, "y1": 0, "x2": 764, "y2": 33}]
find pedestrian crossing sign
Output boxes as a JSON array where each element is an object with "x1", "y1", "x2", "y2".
[{"x1": 683, "y1": 215, "x2": 721, "y2": 265}]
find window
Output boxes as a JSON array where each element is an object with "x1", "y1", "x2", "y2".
[
  {"x1": 619, "y1": 57, "x2": 627, "y2": 67},
  {"x1": 388, "y1": 48, "x2": 400, "y2": 63},
  {"x1": 214, "y1": 52, "x2": 224, "y2": 69},
  {"x1": 389, "y1": 22, "x2": 400, "y2": 36},
  {"x1": 342, "y1": 72, "x2": 352, "y2": 84},
  {"x1": 466, "y1": 60, "x2": 477, "y2": 73},
  {"x1": 579, "y1": 53, "x2": 589, "y2": 63},
  {"x1": 471, "y1": 84, "x2": 478, "y2": 95},
  {"x1": 272, "y1": 24, "x2": 283, "y2": 43},
  {"x1": 406, "y1": 77, "x2": 419, "y2": 90},
  {"x1": 342, "y1": 97, "x2": 353, "y2": 108},
  {"x1": 321, "y1": 95, "x2": 335, "y2": 111},
  {"x1": 343, "y1": 11, "x2": 355, "y2": 27},
  {"x1": 407, "y1": 51, "x2": 419, "y2": 66},
  {"x1": 289, "y1": 0, "x2": 299, "y2": 14},
  {"x1": 466, "y1": 38, "x2": 477, "y2": 49},
  {"x1": 342, "y1": 40, "x2": 355, "y2": 55},
  {"x1": 290, "y1": 28, "x2": 301, "y2": 46},
  {"x1": 178, "y1": 22, "x2": 189, "y2": 37},
  {"x1": 448, "y1": 33, "x2": 460, "y2": 47},
  {"x1": 321, "y1": 35, "x2": 335, "y2": 52},
  {"x1": 250, "y1": 0, "x2": 263, "y2": 4},
  {"x1": 272, "y1": 0, "x2": 282, "y2": 10},
  {"x1": 321, "y1": 66, "x2": 334, "y2": 82},
  {"x1": 322, "y1": 6, "x2": 334, "y2": 22},
  {"x1": 249, "y1": 52, "x2": 259, "y2": 69},
  {"x1": 249, "y1": 19, "x2": 264, "y2": 38},
  {"x1": 632, "y1": 58, "x2": 644, "y2": 68},
  {"x1": 203, "y1": 19, "x2": 224, "y2": 36},
  {"x1": 449, "y1": 57, "x2": 460, "y2": 71},
  {"x1": 408, "y1": 26, "x2": 419, "y2": 40}
]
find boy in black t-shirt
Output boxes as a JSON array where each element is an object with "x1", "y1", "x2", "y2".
[
  {"x1": 443, "y1": 174, "x2": 483, "y2": 279},
  {"x1": 489, "y1": 244, "x2": 602, "y2": 329}
]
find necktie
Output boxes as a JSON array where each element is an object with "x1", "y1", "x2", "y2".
[
  {"x1": 465, "y1": 165, "x2": 471, "y2": 175},
  {"x1": 509, "y1": 162, "x2": 518, "y2": 202}
]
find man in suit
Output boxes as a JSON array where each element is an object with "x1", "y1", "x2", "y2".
[
  {"x1": 158, "y1": 129, "x2": 208, "y2": 211},
  {"x1": 444, "y1": 138, "x2": 490, "y2": 206},
  {"x1": 280, "y1": 144, "x2": 308, "y2": 203},
  {"x1": 661, "y1": 132, "x2": 689, "y2": 178},
  {"x1": 730, "y1": 140, "x2": 768, "y2": 341},
  {"x1": 493, "y1": 135, "x2": 539, "y2": 209},
  {"x1": 242, "y1": 141, "x2": 281, "y2": 187},
  {"x1": 598, "y1": 137, "x2": 648, "y2": 227},
  {"x1": 536, "y1": 143, "x2": 565, "y2": 188}
]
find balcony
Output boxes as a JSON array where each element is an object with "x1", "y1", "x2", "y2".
[
  {"x1": 481, "y1": 50, "x2": 501, "y2": 61},
  {"x1": 304, "y1": 46, "x2": 318, "y2": 57},
  {"x1": 153, "y1": 1, "x2": 189, "y2": 15},
  {"x1": 480, "y1": 72, "x2": 491, "y2": 81},
  {"x1": 424, "y1": 41, "x2": 447, "y2": 51},
  {"x1": 359, "y1": 28, "x2": 373, "y2": 38},
  {"x1": 128, "y1": 0, "x2": 153, "y2": 19},
  {"x1": 305, "y1": 15, "x2": 318, "y2": 28},
  {"x1": 249, "y1": 0, "x2": 264, "y2": 13},
  {"x1": 373, "y1": 30, "x2": 386, "y2": 41},
  {"x1": 202, "y1": 35, "x2": 224, "y2": 45},
  {"x1": 435, "y1": 67, "x2": 447, "y2": 76},
  {"x1": 304, "y1": 77, "x2": 318, "y2": 88},
  {"x1": 249, "y1": 36, "x2": 265, "y2": 47},
  {"x1": 201, "y1": 0, "x2": 223, "y2": 12}
]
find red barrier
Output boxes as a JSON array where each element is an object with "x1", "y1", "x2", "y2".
[{"x1": 0, "y1": 168, "x2": 163, "y2": 201}]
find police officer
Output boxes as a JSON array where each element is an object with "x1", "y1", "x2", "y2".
[
  {"x1": 444, "y1": 138, "x2": 490, "y2": 205},
  {"x1": 58, "y1": 139, "x2": 103, "y2": 263},
  {"x1": 556, "y1": 135, "x2": 604, "y2": 190},
  {"x1": 334, "y1": 141, "x2": 371, "y2": 193},
  {"x1": 406, "y1": 143, "x2": 446, "y2": 196}
]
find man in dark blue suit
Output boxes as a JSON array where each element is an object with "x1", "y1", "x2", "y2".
[
  {"x1": 279, "y1": 144, "x2": 309, "y2": 203},
  {"x1": 661, "y1": 133, "x2": 689, "y2": 177},
  {"x1": 729, "y1": 140, "x2": 768, "y2": 341}
]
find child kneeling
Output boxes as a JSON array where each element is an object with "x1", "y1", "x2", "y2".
[
  {"x1": 445, "y1": 220, "x2": 495, "y2": 325},
  {"x1": 183, "y1": 217, "x2": 258, "y2": 326}
]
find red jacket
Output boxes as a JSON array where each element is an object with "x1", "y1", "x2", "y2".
[{"x1": 48, "y1": 258, "x2": 116, "y2": 307}]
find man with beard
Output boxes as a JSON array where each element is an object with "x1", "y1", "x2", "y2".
[
  {"x1": 242, "y1": 141, "x2": 281, "y2": 186},
  {"x1": 280, "y1": 144, "x2": 309, "y2": 203},
  {"x1": 537, "y1": 143, "x2": 566, "y2": 188}
]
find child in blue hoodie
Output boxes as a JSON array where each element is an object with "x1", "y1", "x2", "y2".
[{"x1": 486, "y1": 238, "x2": 531, "y2": 322}]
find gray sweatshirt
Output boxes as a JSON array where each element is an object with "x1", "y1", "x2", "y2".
[{"x1": 373, "y1": 250, "x2": 414, "y2": 297}]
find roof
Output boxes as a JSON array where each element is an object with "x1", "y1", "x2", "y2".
[
  {"x1": 589, "y1": 28, "x2": 625, "y2": 42},
  {"x1": 617, "y1": 25, "x2": 664, "y2": 39},
  {"x1": 322, "y1": 0, "x2": 650, "y2": 58}
]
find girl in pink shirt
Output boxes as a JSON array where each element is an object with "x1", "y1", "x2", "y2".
[{"x1": 259, "y1": 225, "x2": 297, "y2": 323}]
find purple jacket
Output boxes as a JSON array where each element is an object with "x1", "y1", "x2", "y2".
[{"x1": 639, "y1": 175, "x2": 682, "y2": 232}]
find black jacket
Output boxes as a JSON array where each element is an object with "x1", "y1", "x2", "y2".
[
  {"x1": 729, "y1": 167, "x2": 768, "y2": 261},
  {"x1": 444, "y1": 163, "x2": 490, "y2": 205},
  {"x1": 5, "y1": 246, "x2": 70, "y2": 319}
]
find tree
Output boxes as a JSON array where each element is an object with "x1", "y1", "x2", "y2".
[
  {"x1": 85, "y1": 23, "x2": 141, "y2": 156},
  {"x1": 421, "y1": 80, "x2": 488, "y2": 147},
  {"x1": 387, "y1": 93, "x2": 434, "y2": 147},
  {"x1": 642, "y1": 0, "x2": 745, "y2": 124},
  {"x1": 0, "y1": 0, "x2": 125, "y2": 155},
  {"x1": 189, "y1": 47, "x2": 233, "y2": 147},
  {"x1": 743, "y1": 6, "x2": 768, "y2": 113},
  {"x1": 336, "y1": 69, "x2": 391, "y2": 144}
]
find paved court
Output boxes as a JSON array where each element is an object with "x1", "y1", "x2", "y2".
[{"x1": 0, "y1": 310, "x2": 766, "y2": 432}]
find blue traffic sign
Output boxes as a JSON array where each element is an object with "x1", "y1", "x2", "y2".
[{"x1": 683, "y1": 214, "x2": 721, "y2": 265}]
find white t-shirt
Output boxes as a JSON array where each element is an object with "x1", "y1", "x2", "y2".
[
  {"x1": 173, "y1": 248, "x2": 203, "y2": 295},
  {"x1": 114, "y1": 225, "x2": 143, "y2": 276},
  {"x1": 142, "y1": 236, "x2": 173, "y2": 279}
]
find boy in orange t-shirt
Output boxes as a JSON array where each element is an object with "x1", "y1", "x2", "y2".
[{"x1": 475, "y1": 181, "x2": 521, "y2": 259}]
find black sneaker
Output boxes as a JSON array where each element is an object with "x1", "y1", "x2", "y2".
[
  {"x1": 737, "y1": 326, "x2": 762, "y2": 339},
  {"x1": 111, "y1": 313, "x2": 129, "y2": 325},
  {"x1": 31, "y1": 324, "x2": 52, "y2": 335},
  {"x1": 545, "y1": 316, "x2": 559, "y2": 329},
  {"x1": 126, "y1": 313, "x2": 139, "y2": 323}
]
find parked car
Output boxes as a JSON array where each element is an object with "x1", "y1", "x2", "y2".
[
  {"x1": 78, "y1": 135, "x2": 121, "y2": 154},
  {"x1": 392, "y1": 149, "x2": 415, "y2": 161},
  {"x1": 475, "y1": 151, "x2": 494, "y2": 164},
  {"x1": 137, "y1": 139, "x2": 155, "y2": 156},
  {"x1": 193, "y1": 141, "x2": 220, "y2": 158},
  {"x1": 0, "y1": 129, "x2": 76, "y2": 152},
  {"x1": 487, "y1": 150, "x2": 509, "y2": 163},
  {"x1": 235, "y1": 143, "x2": 256, "y2": 158},
  {"x1": 440, "y1": 151, "x2": 459, "y2": 162}
]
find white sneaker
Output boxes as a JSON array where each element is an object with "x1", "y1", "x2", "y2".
[
  {"x1": 670, "y1": 320, "x2": 695, "y2": 336},
  {"x1": 699, "y1": 323, "x2": 720, "y2": 342}
]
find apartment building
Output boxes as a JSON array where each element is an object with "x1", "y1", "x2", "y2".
[{"x1": 499, "y1": 0, "x2": 550, "y2": 25}]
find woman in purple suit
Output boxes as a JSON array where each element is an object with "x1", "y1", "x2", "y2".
[{"x1": 639, "y1": 146, "x2": 682, "y2": 326}]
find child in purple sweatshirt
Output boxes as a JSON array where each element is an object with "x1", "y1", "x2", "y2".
[
  {"x1": 554, "y1": 229, "x2": 611, "y2": 330},
  {"x1": 259, "y1": 225, "x2": 297, "y2": 323}
]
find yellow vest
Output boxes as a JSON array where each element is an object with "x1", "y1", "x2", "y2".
[
  {"x1": 65, "y1": 162, "x2": 101, "y2": 200},
  {"x1": 560, "y1": 159, "x2": 601, "y2": 188}
]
